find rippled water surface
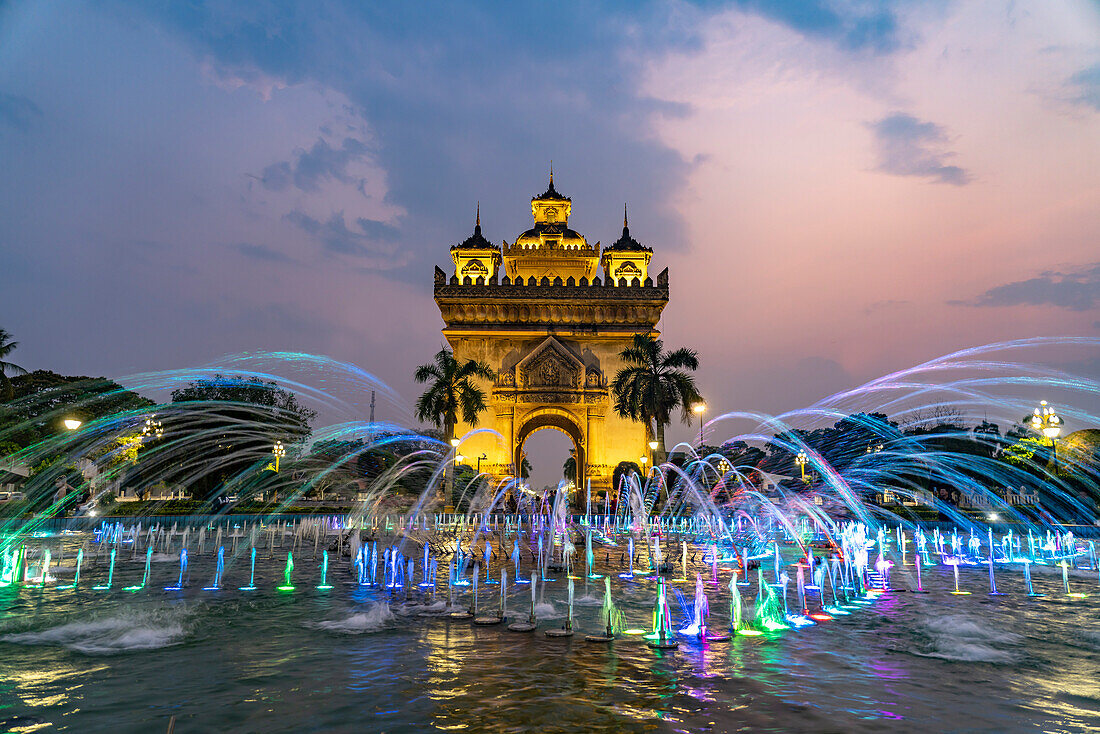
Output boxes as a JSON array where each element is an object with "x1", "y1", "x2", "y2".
[{"x1": 2, "y1": 541, "x2": 1100, "y2": 733}]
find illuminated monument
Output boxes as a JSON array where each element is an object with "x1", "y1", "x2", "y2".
[{"x1": 433, "y1": 172, "x2": 669, "y2": 496}]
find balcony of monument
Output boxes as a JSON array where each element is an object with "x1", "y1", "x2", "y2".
[
  {"x1": 436, "y1": 302, "x2": 666, "y2": 332},
  {"x1": 433, "y1": 265, "x2": 669, "y2": 296}
]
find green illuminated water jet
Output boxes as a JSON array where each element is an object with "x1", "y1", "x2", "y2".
[
  {"x1": 93, "y1": 548, "x2": 116, "y2": 591},
  {"x1": 124, "y1": 546, "x2": 152, "y2": 592},
  {"x1": 278, "y1": 551, "x2": 295, "y2": 591}
]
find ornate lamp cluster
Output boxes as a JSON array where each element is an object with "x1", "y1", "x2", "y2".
[
  {"x1": 141, "y1": 415, "x2": 163, "y2": 440},
  {"x1": 272, "y1": 440, "x2": 286, "y2": 473},
  {"x1": 1031, "y1": 400, "x2": 1062, "y2": 440}
]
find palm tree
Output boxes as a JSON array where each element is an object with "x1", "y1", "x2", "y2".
[
  {"x1": 520, "y1": 455, "x2": 532, "y2": 481},
  {"x1": 414, "y1": 347, "x2": 495, "y2": 444},
  {"x1": 611, "y1": 333, "x2": 702, "y2": 463},
  {"x1": 0, "y1": 329, "x2": 28, "y2": 402}
]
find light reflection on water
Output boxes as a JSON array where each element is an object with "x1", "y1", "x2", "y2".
[{"x1": 0, "y1": 546, "x2": 1099, "y2": 732}]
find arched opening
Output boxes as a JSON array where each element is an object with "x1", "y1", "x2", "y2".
[
  {"x1": 518, "y1": 427, "x2": 576, "y2": 493},
  {"x1": 514, "y1": 411, "x2": 585, "y2": 503}
]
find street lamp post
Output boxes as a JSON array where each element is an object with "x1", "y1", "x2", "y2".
[
  {"x1": 268, "y1": 440, "x2": 287, "y2": 503},
  {"x1": 57, "y1": 418, "x2": 84, "y2": 513},
  {"x1": 692, "y1": 401, "x2": 706, "y2": 447},
  {"x1": 271, "y1": 440, "x2": 286, "y2": 473},
  {"x1": 648, "y1": 439, "x2": 658, "y2": 467},
  {"x1": 795, "y1": 450, "x2": 808, "y2": 482},
  {"x1": 1031, "y1": 400, "x2": 1062, "y2": 471}
]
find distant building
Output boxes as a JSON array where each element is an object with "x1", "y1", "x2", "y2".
[{"x1": 0, "y1": 458, "x2": 29, "y2": 495}]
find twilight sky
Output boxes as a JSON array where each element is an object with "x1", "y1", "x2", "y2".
[{"x1": 1, "y1": 1, "x2": 1099, "y2": 486}]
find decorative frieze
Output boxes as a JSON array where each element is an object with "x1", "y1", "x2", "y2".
[{"x1": 436, "y1": 300, "x2": 667, "y2": 329}]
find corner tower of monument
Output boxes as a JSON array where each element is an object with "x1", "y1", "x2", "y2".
[{"x1": 433, "y1": 172, "x2": 669, "y2": 497}]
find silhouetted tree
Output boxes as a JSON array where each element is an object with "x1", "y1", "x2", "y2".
[
  {"x1": 414, "y1": 348, "x2": 494, "y2": 444},
  {"x1": 0, "y1": 329, "x2": 27, "y2": 402},
  {"x1": 611, "y1": 334, "x2": 701, "y2": 463}
]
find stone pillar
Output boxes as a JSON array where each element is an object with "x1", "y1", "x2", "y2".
[
  {"x1": 495, "y1": 404, "x2": 515, "y2": 475},
  {"x1": 586, "y1": 406, "x2": 609, "y2": 495}
]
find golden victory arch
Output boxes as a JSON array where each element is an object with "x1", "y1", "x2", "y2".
[{"x1": 433, "y1": 172, "x2": 669, "y2": 496}]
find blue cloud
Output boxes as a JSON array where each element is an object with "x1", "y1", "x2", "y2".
[
  {"x1": 233, "y1": 242, "x2": 295, "y2": 263},
  {"x1": 0, "y1": 92, "x2": 42, "y2": 132},
  {"x1": 730, "y1": 0, "x2": 902, "y2": 53},
  {"x1": 125, "y1": 3, "x2": 702, "y2": 275},
  {"x1": 1068, "y1": 64, "x2": 1100, "y2": 111},
  {"x1": 122, "y1": 1, "x2": 914, "y2": 284},
  {"x1": 284, "y1": 210, "x2": 401, "y2": 262},
  {"x1": 355, "y1": 217, "x2": 400, "y2": 242},
  {"x1": 868, "y1": 113, "x2": 970, "y2": 185},
  {"x1": 965, "y1": 263, "x2": 1100, "y2": 311},
  {"x1": 260, "y1": 136, "x2": 372, "y2": 192}
]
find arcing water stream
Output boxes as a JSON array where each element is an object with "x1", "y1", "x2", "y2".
[{"x1": 1, "y1": 338, "x2": 1100, "y2": 731}]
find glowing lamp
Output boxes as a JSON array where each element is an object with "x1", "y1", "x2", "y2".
[
  {"x1": 63, "y1": 418, "x2": 82, "y2": 430},
  {"x1": 648, "y1": 440, "x2": 658, "y2": 451},
  {"x1": 450, "y1": 438, "x2": 461, "y2": 447},
  {"x1": 1031, "y1": 400, "x2": 1061, "y2": 438}
]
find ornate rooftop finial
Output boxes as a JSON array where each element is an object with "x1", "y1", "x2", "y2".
[
  {"x1": 533, "y1": 165, "x2": 569, "y2": 202},
  {"x1": 605, "y1": 201, "x2": 651, "y2": 253},
  {"x1": 453, "y1": 202, "x2": 494, "y2": 251}
]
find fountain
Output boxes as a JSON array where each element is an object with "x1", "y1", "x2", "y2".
[
  {"x1": 619, "y1": 536, "x2": 636, "y2": 580},
  {"x1": 278, "y1": 551, "x2": 295, "y2": 592},
  {"x1": 585, "y1": 577, "x2": 621, "y2": 643},
  {"x1": 56, "y1": 548, "x2": 83, "y2": 591},
  {"x1": 0, "y1": 342, "x2": 1097, "y2": 731},
  {"x1": 317, "y1": 549, "x2": 333, "y2": 590},
  {"x1": 948, "y1": 558, "x2": 970, "y2": 595},
  {"x1": 91, "y1": 548, "x2": 116, "y2": 591},
  {"x1": 474, "y1": 569, "x2": 505, "y2": 625},
  {"x1": 124, "y1": 546, "x2": 153, "y2": 592},
  {"x1": 508, "y1": 573, "x2": 538, "y2": 633},
  {"x1": 451, "y1": 562, "x2": 476, "y2": 620},
  {"x1": 239, "y1": 547, "x2": 258, "y2": 591},
  {"x1": 203, "y1": 546, "x2": 225, "y2": 590},
  {"x1": 913, "y1": 552, "x2": 928, "y2": 593},
  {"x1": 646, "y1": 577, "x2": 678, "y2": 649},
  {"x1": 545, "y1": 578, "x2": 575, "y2": 638}
]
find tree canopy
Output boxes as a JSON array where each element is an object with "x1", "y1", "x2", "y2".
[
  {"x1": 0, "y1": 370, "x2": 155, "y2": 449},
  {"x1": 611, "y1": 333, "x2": 701, "y2": 460},
  {"x1": 0, "y1": 329, "x2": 28, "y2": 402},
  {"x1": 156, "y1": 374, "x2": 316, "y2": 499},
  {"x1": 414, "y1": 347, "x2": 494, "y2": 442}
]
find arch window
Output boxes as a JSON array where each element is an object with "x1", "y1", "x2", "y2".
[
  {"x1": 461, "y1": 259, "x2": 489, "y2": 277},
  {"x1": 614, "y1": 261, "x2": 642, "y2": 280}
]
